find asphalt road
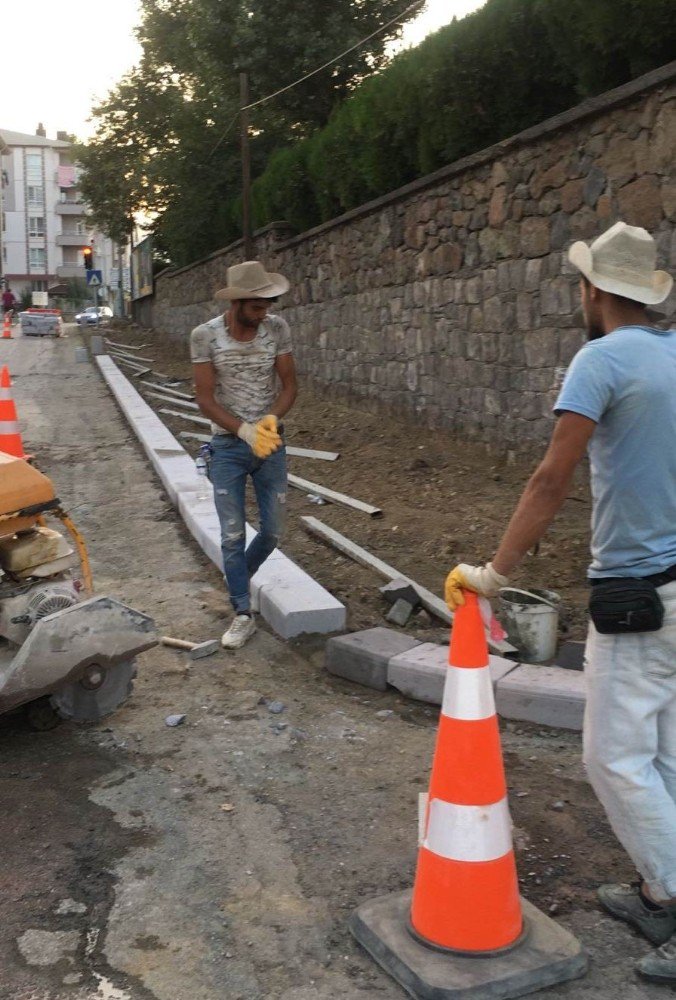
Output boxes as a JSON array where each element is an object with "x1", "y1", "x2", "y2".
[{"x1": 0, "y1": 328, "x2": 669, "y2": 1000}]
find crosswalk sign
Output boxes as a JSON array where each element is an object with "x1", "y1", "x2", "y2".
[{"x1": 86, "y1": 269, "x2": 103, "y2": 287}]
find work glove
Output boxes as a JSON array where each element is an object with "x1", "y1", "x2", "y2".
[
  {"x1": 237, "y1": 416, "x2": 282, "y2": 458},
  {"x1": 444, "y1": 562, "x2": 509, "y2": 611}
]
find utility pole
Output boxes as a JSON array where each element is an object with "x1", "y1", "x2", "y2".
[{"x1": 239, "y1": 71, "x2": 254, "y2": 260}]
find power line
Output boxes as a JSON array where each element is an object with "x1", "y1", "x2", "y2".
[
  {"x1": 206, "y1": 0, "x2": 426, "y2": 160},
  {"x1": 241, "y1": 0, "x2": 427, "y2": 112}
]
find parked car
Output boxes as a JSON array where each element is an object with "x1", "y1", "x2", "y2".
[{"x1": 75, "y1": 306, "x2": 113, "y2": 326}]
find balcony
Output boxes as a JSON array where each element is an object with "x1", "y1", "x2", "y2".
[
  {"x1": 56, "y1": 233, "x2": 87, "y2": 247},
  {"x1": 56, "y1": 202, "x2": 85, "y2": 215},
  {"x1": 56, "y1": 264, "x2": 85, "y2": 279}
]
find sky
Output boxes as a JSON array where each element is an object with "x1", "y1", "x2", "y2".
[{"x1": 3, "y1": 0, "x2": 485, "y2": 141}]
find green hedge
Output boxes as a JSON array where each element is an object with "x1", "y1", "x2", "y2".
[{"x1": 252, "y1": 0, "x2": 676, "y2": 232}]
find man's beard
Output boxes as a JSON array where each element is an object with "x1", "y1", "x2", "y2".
[
  {"x1": 586, "y1": 322, "x2": 604, "y2": 341},
  {"x1": 237, "y1": 307, "x2": 260, "y2": 330}
]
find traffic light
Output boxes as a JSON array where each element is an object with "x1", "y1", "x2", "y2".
[{"x1": 82, "y1": 246, "x2": 93, "y2": 270}]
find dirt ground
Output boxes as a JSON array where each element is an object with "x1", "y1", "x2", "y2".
[
  {"x1": 105, "y1": 321, "x2": 592, "y2": 644},
  {"x1": 0, "y1": 326, "x2": 665, "y2": 1000}
]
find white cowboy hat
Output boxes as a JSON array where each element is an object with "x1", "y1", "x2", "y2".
[
  {"x1": 568, "y1": 221, "x2": 673, "y2": 305},
  {"x1": 215, "y1": 260, "x2": 290, "y2": 301}
]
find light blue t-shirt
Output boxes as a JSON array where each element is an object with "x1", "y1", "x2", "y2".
[{"x1": 555, "y1": 325, "x2": 676, "y2": 578}]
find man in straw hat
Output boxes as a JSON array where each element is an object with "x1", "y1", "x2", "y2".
[
  {"x1": 444, "y1": 221, "x2": 676, "y2": 981},
  {"x1": 191, "y1": 260, "x2": 297, "y2": 649}
]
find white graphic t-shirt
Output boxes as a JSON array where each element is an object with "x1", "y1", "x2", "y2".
[{"x1": 190, "y1": 314, "x2": 292, "y2": 435}]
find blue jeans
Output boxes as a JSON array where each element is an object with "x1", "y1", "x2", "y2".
[{"x1": 208, "y1": 435, "x2": 287, "y2": 614}]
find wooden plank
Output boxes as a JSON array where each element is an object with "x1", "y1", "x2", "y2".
[
  {"x1": 288, "y1": 473, "x2": 382, "y2": 518},
  {"x1": 112, "y1": 355, "x2": 148, "y2": 371},
  {"x1": 286, "y1": 446, "x2": 340, "y2": 461},
  {"x1": 139, "y1": 379, "x2": 195, "y2": 400},
  {"x1": 105, "y1": 339, "x2": 149, "y2": 350},
  {"x1": 159, "y1": 408, "x2": 211, "y2": 427},
  {"x1": 179, "y1": 431, "x2": 212, "y2": 444},
  {"x1": 144, "y1": 390, "x2": 199, "y2": 411},
  {"x1": 300, "y1": 516, "x2": 516, "y2": 656},
  {"x1": 108, "y1": 349, "x2": 155, "y2": 363}
]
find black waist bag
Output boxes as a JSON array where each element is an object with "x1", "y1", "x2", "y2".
[{"x1": 589, "y1": 578, "x2": 665, "y2": 634}]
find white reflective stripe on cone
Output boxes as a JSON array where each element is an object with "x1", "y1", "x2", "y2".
[
  {"x1": 441, "y1": 664, "x2": 495, "y2": 721},
  {"x1": 0, "y1": 421, "x2": 19, "y2": 434},
  {"x1": 0, "y1": 389, "x2": 12, "y2": 400},
  {"x1": 424, "y1": 797, "x2": 513, "y2": 863}
]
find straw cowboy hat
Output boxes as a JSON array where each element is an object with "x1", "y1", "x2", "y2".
[
  {"x1": 215, "y1": 261, "x2": 290, "y2": 301},
  {"x1": 568, "y1": 221, "x2": 673, "y2": 305}
]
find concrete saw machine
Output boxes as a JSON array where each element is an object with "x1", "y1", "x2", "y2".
[{"x1": 0, "y1": 452, "x2": 157, "y2": 727}]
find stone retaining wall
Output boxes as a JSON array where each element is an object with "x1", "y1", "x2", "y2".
[{"x1": 142, "y1": 63, "x2": 676, "y2": 452}]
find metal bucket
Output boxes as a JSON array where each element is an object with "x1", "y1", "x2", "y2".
[{"x1": 498, "y1": 587, "x2": 560, "y2": 664}]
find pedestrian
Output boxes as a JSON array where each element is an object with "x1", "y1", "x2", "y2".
[
  {"x1": 2, "y1": 285, "x2": 16, "y2": 319},
  {"x1": 444, "y1": 221, "x2": 676, "y2": 982},
  {"x1": 191, "y1": 261, "x2": 297, "y2": 649}
]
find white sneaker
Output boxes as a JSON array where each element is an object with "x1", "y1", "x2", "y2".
[{"x1": 221, "y1": 614, "x2": 257, "y2": 649}]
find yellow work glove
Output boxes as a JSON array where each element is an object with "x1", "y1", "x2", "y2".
[
  {"x1": 237, "y1": 417, "x2": 282, "y2": 458},
  {"x1": 259, "y1": 414, "x2": 279, "y2": 434},
  {"x1": 444, "y1": 562, "x2": 509, "y2": 611}
]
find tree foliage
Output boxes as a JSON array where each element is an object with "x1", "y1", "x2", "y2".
[
  {"x1": 78, "y1": 0, "x2": 417, "y2": 266},
  {"x1": 81, "y1": 0, "x2": 676, "y2": 266},
  {"x1": 253, "y1": 0, "x2": 676, "y2": 231}
]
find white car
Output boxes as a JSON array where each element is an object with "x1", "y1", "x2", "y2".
[{"x1": 75, "y1": 306, "x2": 113, "y2": 326}]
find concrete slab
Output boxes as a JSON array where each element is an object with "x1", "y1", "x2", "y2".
[
  {"x1": 98, "y1": 356, "x2": 346, "y2": 638},
  {"x1": 350, "y1": 890, "x2": 587, "y2": 999},
  {"x1": 496, "y1": 664, "x2": 586, "y2": 731},
  {"x1": 388, "y1": 645, "x2": 519, "y2": 706},
  {"x1": 325, "y1": 628, "x2": 421, "y2": 691}
]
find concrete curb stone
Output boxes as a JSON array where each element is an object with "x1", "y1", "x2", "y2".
[
  {"x1": 495, "y1": 663, "x2": 586, "y2": 731},
  {"x1": 325, "y1": 628, "x2": 422, "y2": 691},
  {"x1": 388, "y1": 643, "x2": 519, "y2": 705}
]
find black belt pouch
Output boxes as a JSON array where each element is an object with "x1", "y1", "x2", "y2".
[{"x1": 589, "y1": 578, "x2": 665, "y2": 634}]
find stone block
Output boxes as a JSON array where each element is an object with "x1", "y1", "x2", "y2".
[
  {"x1": 617, "y1": 175, "x2": 663, "y2": 231},
  {"x1": 386, "y1": 599, "x2": 415, "y2": 627},
  {"x1": 496, "y1": 664, "x2": 586, "y2": 730},
  {"x1": 555, "y1": 641, "x2": 586, "y2": 672},
  {"x1": 583, "y1": 165, "x2": 607, "y2": 207},
  {"x1": 520, "y1": 217, "x2": 550, "y2": 258},
  {"x1": 325, "y1": 628, "x2": 421, "y2": 692},
  {"x1": 379, "y1": 579, "x2": 421, "y2": 608}
]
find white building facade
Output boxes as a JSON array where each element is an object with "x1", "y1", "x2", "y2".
[{"x1": 0, "y1": 124, "x2": 117, "y2": 308}]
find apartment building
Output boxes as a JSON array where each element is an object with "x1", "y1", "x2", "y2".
[{"x1": 0, "y1": 123, "x2": 116, "y2": 306}]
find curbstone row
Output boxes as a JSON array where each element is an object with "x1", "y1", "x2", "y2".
[
  {"x1": 325, "y1": 627, "x2": 586, "y2": 731},
  {"x1": 97, "y1": 355, "x2": 346, "y2": 639}
]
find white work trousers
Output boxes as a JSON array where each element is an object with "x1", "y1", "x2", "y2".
[{"x1": 584, "y1": 580, "x2": 676, "y2": 900}]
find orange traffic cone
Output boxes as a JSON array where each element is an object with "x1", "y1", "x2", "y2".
[
  {"x1": 410, "y1": 591, "x2": 522, "y2": 953},
  {"x1": 0, "y1": 365, "x2": 27, "y2": 458},
  {"x1": 2, "y1": 313, "x2": 12, "y2": 339},
  {"x1": 350, "y1": 589, "x2": 587, "y2": 998}
]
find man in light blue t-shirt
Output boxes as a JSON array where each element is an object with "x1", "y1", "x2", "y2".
[{"x1": 445, "y1": 221, "x2": 676, "y2": 982}]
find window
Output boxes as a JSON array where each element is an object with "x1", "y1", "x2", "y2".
[
  {"x1": 29, "y1": 248, "x2": 46, "y2": 270},
  {"x1": 27, "y1": 185, "x2": 44, "y2": 205},
  {"x1": 29, "y1": 216, "x2": 45, "y2": 237},
  {"x1": 31, "y1": 280, "x2": 48, "y2": 292},
  {"x1": 26, "y1": 153, "x2": 42, "y2": 183}
]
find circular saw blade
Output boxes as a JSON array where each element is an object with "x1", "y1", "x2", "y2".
[{"x1": 50, "y1": 659, "x2": 137, "y2": 722}]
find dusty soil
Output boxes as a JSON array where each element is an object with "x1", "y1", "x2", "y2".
[
  {"x1": 2, "y1": 326, "x2": 661, "y2": 1000},
  {"x1": 102, "y1": 321, "x2": 593, "y2": 645}
]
